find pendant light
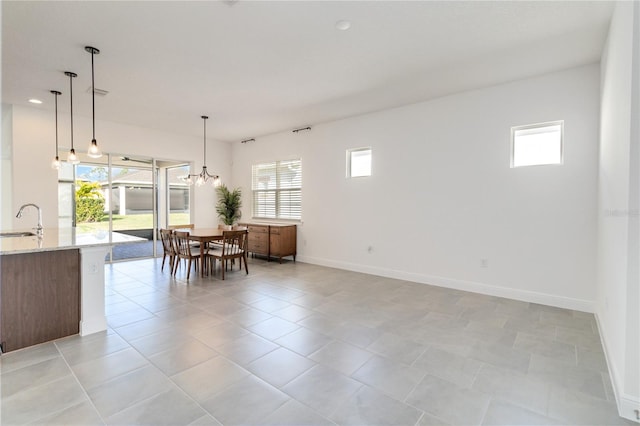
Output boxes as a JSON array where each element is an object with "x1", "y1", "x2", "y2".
[
  {"x1": 182, "y1": 116, "x2": 221, "y2": 187},
  {"x1": 50, "y1": 90, "x2": 62, "y2": 170},
  {"x1": 65, "y1": 71, "x2": 80, "y2": 165},
  {"x1": 85, "y1": 46, "x2": 102, "y2": 158}
]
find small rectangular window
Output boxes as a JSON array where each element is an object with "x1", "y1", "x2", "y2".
[
  {"x1": 511, "y1": 121, "x2": 563, "y2": 168},
  {"x1": 347, "y1": 147, "x2": 372, "y2": 177}
]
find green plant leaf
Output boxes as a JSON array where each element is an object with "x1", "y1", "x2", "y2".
[{"x1": 216, "y1": 184, "x2": 242, "y2": 225}]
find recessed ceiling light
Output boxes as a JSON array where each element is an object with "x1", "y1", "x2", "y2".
[
  {"x1": 28, "y1": 98, "x2": 43, "y2": 104},
  {"x1": 335, "y1": 20, "x2": 351, "y2": 31}
]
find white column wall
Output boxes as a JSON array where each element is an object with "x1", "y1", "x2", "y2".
[
  {"x1": 231, "y1": 64, "x2": 600, "y2": 312},
  {"x1": 597, "y1": 1, "x2": 640, "y2": 421},
  {"x1": 1, "y1": 104, "x2": 13, "y2": 229}
]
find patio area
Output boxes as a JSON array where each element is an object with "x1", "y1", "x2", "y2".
[{"x1": 111, "y1": 239, "x2": 162, "y2": 261}]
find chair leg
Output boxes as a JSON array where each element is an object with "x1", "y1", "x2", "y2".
[
  {"x1": 244, "y1": 253, "x2": 249, "y2": 275},
  {"x1": 221, "y1": 260, "x2": 225, "y2": 280},
  {"x1": 186, "y1": 259, "x2": 191, "y2": 280},
  {"x1": 161, "y1": 253, "x2": 167, "y2": 271}
]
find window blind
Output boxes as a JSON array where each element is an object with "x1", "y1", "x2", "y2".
[{"x1": 252, "y1": 159, "x2": 301, "y2": 219}]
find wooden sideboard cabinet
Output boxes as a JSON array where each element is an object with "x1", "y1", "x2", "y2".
[
  {"x1": 246, "y1": 224, "x2": 269, "y2": 257},
  {"x1": 241, "y1": 223, "x2": 296, "y2": 263}
]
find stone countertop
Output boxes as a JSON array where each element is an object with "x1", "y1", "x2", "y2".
[{"x1": 0, "y1": 228, "x2": 146, "y2": 255}]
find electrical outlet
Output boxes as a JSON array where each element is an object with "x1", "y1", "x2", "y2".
[
  {"x1": 480, "y1": 259, "x2": 489, "y2": 268},
  {"x1": 367, "y1": 246, "x2": 373, "y2": 254}
]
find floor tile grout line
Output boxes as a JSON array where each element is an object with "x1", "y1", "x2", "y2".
[
  {"x1": 1, "y1": 347, "x2": 85, "y2": 405},
  {"x1": 50, "y1": 340, "x2": 108, "y2": 426},
  {"x1": 105, "y1": 318, "x2": 227, "y2": 425}
]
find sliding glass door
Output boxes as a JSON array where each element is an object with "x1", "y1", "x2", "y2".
[
  {"x1": 109, "y1": 156, "x2": 157, "y2": 261},
  {"x1": 57, "y1": 151, "x2": 191, "y2": 262}
]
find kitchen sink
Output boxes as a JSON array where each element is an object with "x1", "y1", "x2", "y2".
[{"x1": 0, "y1": 231, "x2": 36, "y2": 238}]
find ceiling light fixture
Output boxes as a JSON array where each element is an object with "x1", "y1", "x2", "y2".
[
  {"x1": 85, "y1": 46, "x2": 102, "y2": 158},
  {"x1": 64, "y1": 71, "x2": 80, "y2": 165},
  {"x1": 28, "y1": 98, "x2": 43, "y2": 104},
  {"x1": 335, "y1": 20, "x2": 351, "y2": 31},
  {"x1": 182, "y1": 116, "x2": 221, "y2": 187},
  {"x1": 50, "y1": 90, "x2": 62, "y2": 170}
]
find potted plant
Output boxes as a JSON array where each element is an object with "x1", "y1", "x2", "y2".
[{"x1": 216, "y1": 184, "x2": 242, "y2": 230}]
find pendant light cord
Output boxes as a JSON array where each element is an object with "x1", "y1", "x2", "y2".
[
  {"x1": 50, "y1": 90, "x2": 62, "y2": 161},
  {"x1": 203, "y1": 116, "x2": 207, "y2": 167},
  {"x1": 91, "y1": 50, "x2": 96, "y2": 140},
  {"x1": 55, "y1": 92, "x2": 59, "y2": 152},
  {"x1": 69, "y1": 73, "x2": 74, "y2": 150}
]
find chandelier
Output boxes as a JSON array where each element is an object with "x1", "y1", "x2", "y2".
[{"x1": 182, "y1": 115, "x2": 221, "y2": 187}]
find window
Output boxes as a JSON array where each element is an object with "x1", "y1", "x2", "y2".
[
  {"x1": 252, "y1": 159, "x2": 301, "y2": 220},
  {"x1": 511, "y1": 121, "x2": 563, "y2": 167},
  {"x1": 347, "y1": 147, "x2": 372, "y2": 177}
]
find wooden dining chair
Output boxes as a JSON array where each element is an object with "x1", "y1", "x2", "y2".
[
  {"x1": 209, "y1": 230, "x2": 248, "y2": 280},
  {"x1": 173, "y1": 230, "x2": 203, "y2": 280},
  {"x1": 159, "y1": 228, "x2": 176, "y2": 273}
]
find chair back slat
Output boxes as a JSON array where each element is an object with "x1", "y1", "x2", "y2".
[
  {"x1": 174, "y1": 230, "x2": 193, "y2": 257},
  {"x1": 159, "y1": 229, "x2": 174, "y2": 253}
]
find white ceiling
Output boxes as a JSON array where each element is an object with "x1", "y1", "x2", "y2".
[{"x1": 2, "y1": 1, "x2": 613, "y2": 143}]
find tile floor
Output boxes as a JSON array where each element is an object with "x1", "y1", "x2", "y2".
[{"x1": 0, "y1": 257, "x2": 633, "y2": 425}]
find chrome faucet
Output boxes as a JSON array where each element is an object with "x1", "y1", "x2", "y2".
[{"x1": 16, "y1": 203, "x2": 43, "y2": 236}]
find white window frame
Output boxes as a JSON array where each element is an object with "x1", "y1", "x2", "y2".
[
  {"x1": 346, "y1": 147, "x2": 372, "y2": 178},
  {"x1": 511, "y1": 120, "x2": 564, "y2": 168},
  {"x1": 251, "y1": 159, "x2": 302, "y2": 220}
]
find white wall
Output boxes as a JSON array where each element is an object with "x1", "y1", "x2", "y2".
[
  {"x1": 5, "y1": 105, "x2": 231, "y2": 230},
  {"x1": 232, "y1": 64, "x2": 600, "y2": 311},
  {"x1": 597, "y1": 1, "x2": 640, "y2": 421}
]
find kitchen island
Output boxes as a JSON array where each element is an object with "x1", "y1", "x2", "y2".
[{"x1": 0, "y1": 228, "x2": 143, "y2": 352}]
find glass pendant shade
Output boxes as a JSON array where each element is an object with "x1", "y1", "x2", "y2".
[
  {"x1": 88, "y1": 139, "x2": 101, "y2": 158},
  {"x1": 67, "y1": 148, "x2": 79, "y2": 164},
  {"x1": 51, "y1": 156, "x2": 61, "y2": 170}
]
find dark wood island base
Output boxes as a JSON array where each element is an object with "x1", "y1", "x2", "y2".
[{"x1": 0, "y1": 249, "x2": 80, "y2": 353}]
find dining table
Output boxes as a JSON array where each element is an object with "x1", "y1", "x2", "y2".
[{"x1": 179, "y1": 227, "x2": 247, "y2": 277}]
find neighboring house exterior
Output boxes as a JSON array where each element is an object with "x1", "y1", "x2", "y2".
[{"x1": 98, "y1": 168, "x2": 189, "y2": 215}]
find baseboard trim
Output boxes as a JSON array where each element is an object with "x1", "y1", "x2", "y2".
[
  {"x1": 295, "y1": 255, "x2": 594, "y2": 312},
  {"x1": 79, "y1": 317, "x2": 107, "y2": 336},
  {"x1": 594, "y1": 312, "x2": 640, "y2": 423}
]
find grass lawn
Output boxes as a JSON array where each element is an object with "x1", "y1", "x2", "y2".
[{"x1": 77, "y1": 213, "x2": 190, "y2": 232}]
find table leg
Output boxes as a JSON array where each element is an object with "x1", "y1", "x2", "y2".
[{"x1": 200, "y1": 241, "x2": 206, "y2": 277}]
